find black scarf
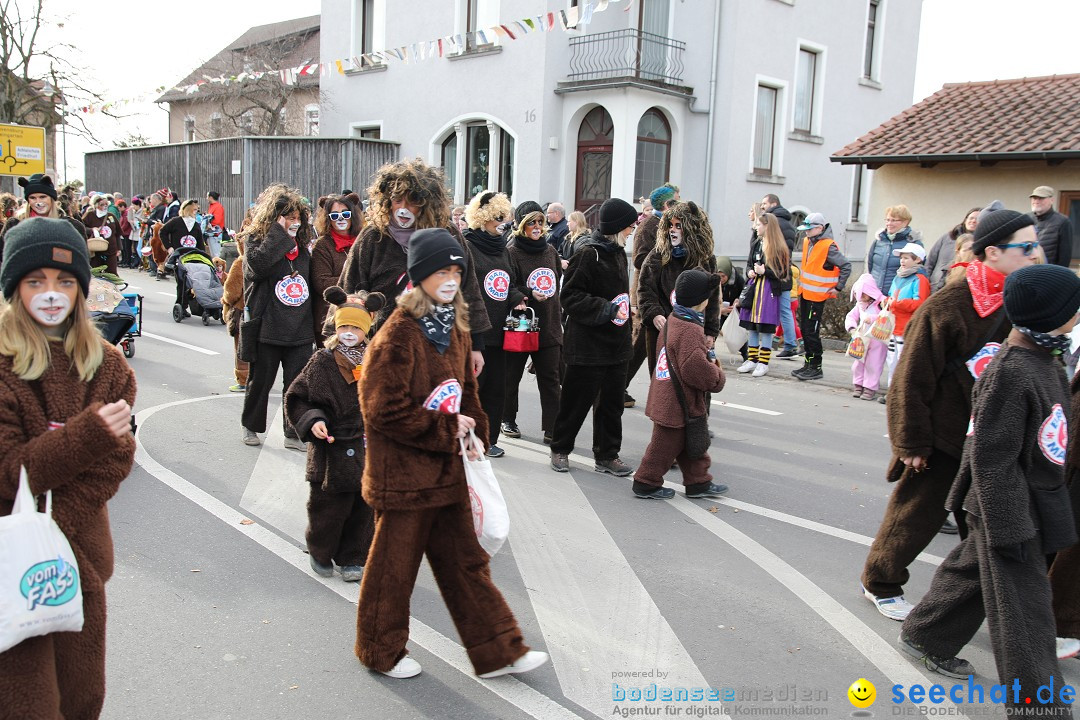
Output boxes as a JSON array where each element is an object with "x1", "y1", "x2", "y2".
[
  {"x1": 514, "y1": 233, "x2": 548, "y2": 254},
  {"x1": 672, "y1": 303, "x2": 704, "y2": 326},
  {"x1": 464, "y1": 228, "x2": 505, "y2": 256},
  {"x1": 1016, "y1": 326, "x2": 1072, "y2": 355},
  {"x1": 416, "y1": 304, "x2": 455, "y2": 354}
]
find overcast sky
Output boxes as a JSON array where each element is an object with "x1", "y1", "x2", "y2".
[{"x1": 30, "y1": 0, "x2": 1080, "y2": 183}]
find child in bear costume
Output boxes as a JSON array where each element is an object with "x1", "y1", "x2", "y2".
[
  {"x1": 285, "y1": 287, "x2": 384, "y2": 583},
  {"x1": 354, "y1": 227, "x2": 548, "y2": 680}
]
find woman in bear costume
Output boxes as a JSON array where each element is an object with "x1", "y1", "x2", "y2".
[
  {"x1": 336, "y1": 157, "x2": 492, "y2": 375},
  {"x1": 286, "y1": 287, "x2": 383, "y2": 582},
  {"x1": 354, "y1": 228, "x2": 548, "y2": 680},
  {"x1": 310, "y1": 193, "x2": 362, "y2": 343}
]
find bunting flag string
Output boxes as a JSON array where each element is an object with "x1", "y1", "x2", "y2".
[{"x1": 68, "y1": 0, "x2": 618, "y2": 114}]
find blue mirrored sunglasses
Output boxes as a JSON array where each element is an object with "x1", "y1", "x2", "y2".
[
  {"x1": 997, "y1": 241, "x2": 1040, "y2": 256},
  {"x1": 329, "y1": 211, "x2": 352, "y2": 221}
]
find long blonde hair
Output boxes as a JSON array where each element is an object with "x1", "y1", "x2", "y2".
[
  {"x1": 759, "y1": 214, "x2": 790, "y2": 279},
  {"x1": 0, "y1": 289, "x2": 104, "y2": 382},
  {"x1": 396, "y1": 285, "x2": 470, "y2": 332}
]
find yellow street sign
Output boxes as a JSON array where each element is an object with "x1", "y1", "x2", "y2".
[{"x1": 0, "y1": 123, "x2": 47, "y2": 177}]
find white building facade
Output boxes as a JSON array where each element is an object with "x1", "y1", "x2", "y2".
[{"x1": 319, "y1": 0, "x2": 923, "y2": 259}]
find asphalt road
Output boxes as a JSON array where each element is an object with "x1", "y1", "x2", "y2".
[{"x1": 97, "y1": 267, "x2": 1076, "y2": 720}]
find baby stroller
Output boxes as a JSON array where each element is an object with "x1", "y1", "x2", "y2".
[
  {"x1": 88, "y1": 275, "x2": 138, "y2": 354},
  {"x1": 173, "y1": 249, "x2": 225, "y2": 325}
]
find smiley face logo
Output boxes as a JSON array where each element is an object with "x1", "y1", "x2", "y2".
[{"x1": 848, "y1": 678, "x2": 876, "y2": 709}]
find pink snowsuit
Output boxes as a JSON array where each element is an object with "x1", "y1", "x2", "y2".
[{"x1": 845, "y1": 274, "x2": 888, "y2": 392}]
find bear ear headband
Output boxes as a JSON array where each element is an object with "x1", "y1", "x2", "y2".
[{"x1": 479, "y1": 191, "x2": 496, "y2": 208}]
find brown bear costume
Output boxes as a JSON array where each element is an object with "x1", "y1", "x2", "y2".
[{"x1": 0, "y1": 341, "x2": 136, "y2": 720}]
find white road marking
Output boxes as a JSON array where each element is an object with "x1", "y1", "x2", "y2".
[
  {"x1": 710, "y1": 399, "x2": 783, "y2": 416},
  {"x1": 134, "y1": 395, "x2": 585, "y2": 720},
  {"x1": 499, "y1": 456, "x2": 708, "y2": 716},
  {"x1": 141, "y1": 331, "x2": 220, "y2": 356},
  {"x1": 239, "y1": 407, "x2": 311, "y2": 544},
  {"x1": 668, "y1": 497, "x2": 968, "y2": 719},
  {"x1": 498, "y1": 437, "x2": 944, "y2": 567}
]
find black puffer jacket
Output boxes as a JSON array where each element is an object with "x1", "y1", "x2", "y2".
[
  {"x1": 243, "y1": 223, "x2": 314, "y2": 347},
  {"x1": 561, "y1": 231, "x2": 631, "y2": 366},
  {"x1": 1033, "y1": 209, "x2": 1074, "y2": 268}
]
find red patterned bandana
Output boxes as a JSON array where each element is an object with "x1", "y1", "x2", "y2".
[
  {"x1": 965, "y1": 260, "x2": 1005, "y2": 318},
  {"x1": 285, "y1": 241, "x2": 299, "y2": 261}
]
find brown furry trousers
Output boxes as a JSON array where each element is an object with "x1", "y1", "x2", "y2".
[
  {"x1": 862, "y1": 450, "x2": 960, "y2": 598},
  {"x1": 0, "y1": 590, "x2": 106, "y2": 720},
  {"x1": 306, "y1": 484, "x2": 374, "y2": 568},
  {"x1": 355, "y1": 502, "x2": 528, "y2": 675},
  {"x1": 633, "y1": 424, "x2": 713, "y2": 490},
  {"x1": 903, "y1": 515, "x2": 1070, "y2": 716}
]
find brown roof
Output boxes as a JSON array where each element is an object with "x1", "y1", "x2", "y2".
[
  {"x1": 156, "y1": 15, "x2": 320, "y2": 104},
  {"x1": 832, "y1": 74, "x2": 1080, "y2": 165}
]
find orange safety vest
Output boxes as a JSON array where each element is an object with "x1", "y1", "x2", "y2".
[{"x1": 799, "y1": 235, "x2": 840, "y2": 301}]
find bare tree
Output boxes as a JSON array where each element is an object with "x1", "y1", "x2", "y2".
[
  {"x1": 0, "y1": 0, "x2": 110, "y2": 142},
  {"x1": 113, "y1": 131, "x2": 152, "y2": 148},
  {"x1": 205, "y1": 27, "x2": 319, "y2": 137}
]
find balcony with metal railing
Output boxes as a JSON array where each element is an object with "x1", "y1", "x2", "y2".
[{"x1": 556, "y1": 29, "x2": 691, "y2": 96}]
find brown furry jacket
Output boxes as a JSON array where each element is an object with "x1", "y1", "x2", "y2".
[
  {"x1": 358, "y1": 307, "x2": 488, "y2": 511},
  {"x1": 310, "y1": 234, "x2": 351, "y2": 342},
  {"x1": 285, "y1": 348, "x2": 365, "y2": 493},
  {"x1": 337, "y1": 225, "x2": 492, "y2": 339},
  {"x1": 0, "y1": 340, "x2": 136, "y2": 597},
  {"x1": 645, "y1": 315, "x2": 726, "y2": 428},
  {"x1": 886, "y1": 275, "x2": 1009, "y2": 469}
]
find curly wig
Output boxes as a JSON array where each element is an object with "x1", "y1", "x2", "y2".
[
  {"x1": 465, "y1": 191, "x2": 513, "y2": 230},
  {"x1": 237, "y1": 183, "x2": 313, "y2": 248},
  {"x1": 314, "y1": 192, "x2": 363, "y2": 237},
  {"x1": 656, "y1": 201, "x2": 715, "y2": 269},
  {"x1": 366, "y1": 157, "x2": 452, "y2": 234}
]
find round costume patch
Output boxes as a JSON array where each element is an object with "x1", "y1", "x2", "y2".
[
  {"x1": 612, "y1": 293, "x2": 630, "y2": 326},
  {"x1": 1039, "y1": 404, "x2": 1068, "y2": 466},
  {"x1": 670, "y1": 289, "x2": 677, "y2": 308},
  {"x1": 655, "y1": 347, "x2": 670, "y2": 381},
  {"x1": 99, "y1": 225, "x2": 112, "y2": 239},
  {"x1": 395, "y1": 272, "x2": 414, "y2": 298},
  {"x1": 469, "y1": 486, "x2": 484, "y2": 539},
  {"x1": 527, "y1": 267, "x2": 557, "y2": 299},
  {"x1": 423, "y1": 379, "x2": 462, "y2": 414},
  {"x1": 274, "y1": 274, "x2": 310, "y2": 307},
  {"x1": 180, "y1": 235, "x2": 197, "y2": 248},
  {"x1": 965, "y1": 342, "x2": 1001, "y2": 380},
  {"x1": 484, "y1": 269, "x2": 510, "y2": 301}
]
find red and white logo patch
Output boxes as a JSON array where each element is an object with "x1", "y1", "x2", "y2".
[
  {"x1": 180, "y1": 235, "x2": 197, "y2": 248},
  {"x1": 47, "y1": 421, "x2": 65, "y2": 432},
  {"x1": 484, "y1": 269, "x2": 510, "y2": 301},
  {"x1": 274, "y1": 274, "x2": 310, "y2": 307},
  {"x1": 1039, "y1": 403, "x2": 1068, "y2": 466},
  {"x1": 469, "y1": 486, "x2": 484, "y2": 538},
  {"x1": 965, "y1": 342, "x2": 1001, "y2": 381},
  {"x1": 99, "y1": 225, "x2": 112, "y2": 239},
  {"x1": 527, "y1": 267, "x2": 557, "y2": 299},
  {"x1": 655, "y1": 346, "x2": 670, "y2": 381},
  {"x1": 611, "y1": 293, "x2": 630, "y2": 326},
  {"x1": 395, "y1": 272, "x2": 414, "y2": 298},
  {"x1": 670, "y1": 289, "x2": 677, "y2": 308},
  {"x1": 423, "y1": 379, "x2": 462, "y2": 414}
]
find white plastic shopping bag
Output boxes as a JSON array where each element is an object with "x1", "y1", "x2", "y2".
[
  {"x1": 722, "y1": 309, "x2": 749, "y2": 356},
  {"x1": 0, "y1": 467, "x2": 84, "y2": 654},
  {"x1": 459, "y1": 430, "x2": 510, "y2": 556}
]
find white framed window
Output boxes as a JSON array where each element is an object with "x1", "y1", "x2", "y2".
[
  {"x1": 351, "y1": 0, "x2": 385, "y2": 63},
  {"x1": 183, "y1": 117, "x2": 195, "y2": 142},
  {"x1": 210, "y1": 113, "x2": 223, "y2": 138},
  {"x1": 304, "y1": 105, "x2": 320, "y2": 136},
  {"x1": 793, "y1": 41, "x2": 826, "y2": 136},
  {"x1": 350, "y1": 123, "x2": 382, "y2": 140},
  {"x1": 433, "y1": 116, "x2": 515, "y2": 204},
  {"x1": 850, "y1": 165, "x2": 870, "y2": 225},
  {"x1": 863, "y1": 0, "x2": 884, "y2": 82},
  {"x1": 456, "y1": 0, "x2": 500, "y2": 52},
  {"x1": 750, "y1": 77, "x2": 786, "y2": 177}
]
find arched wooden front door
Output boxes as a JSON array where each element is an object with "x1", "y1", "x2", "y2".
[{"x1": 575, "y1": 106, "x2": 614, "y2": 213}]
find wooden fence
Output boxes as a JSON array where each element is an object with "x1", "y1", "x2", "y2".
[{"x1": 84, "y1": 136, "x2": 399, "y2": 231}]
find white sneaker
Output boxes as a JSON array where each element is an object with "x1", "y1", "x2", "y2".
[
  {"x1": 478, "y1": 650, "x2": 550, "y2": 679},
  {"x1": 1057, "y1": 637, "x2": 1080, "y2": 660},
  {"x1": 862, "y1": 585, "x2": 914, "y2": 621},
  {"x1": 751, "y1": 362, "x2": 769, "y2": 377},
  {"x1": 737, "y1": 359, "x2": 756, "y2": 373},
  {"x1": 380, "y1": 656, "x2": 422, "y2": 679}
]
